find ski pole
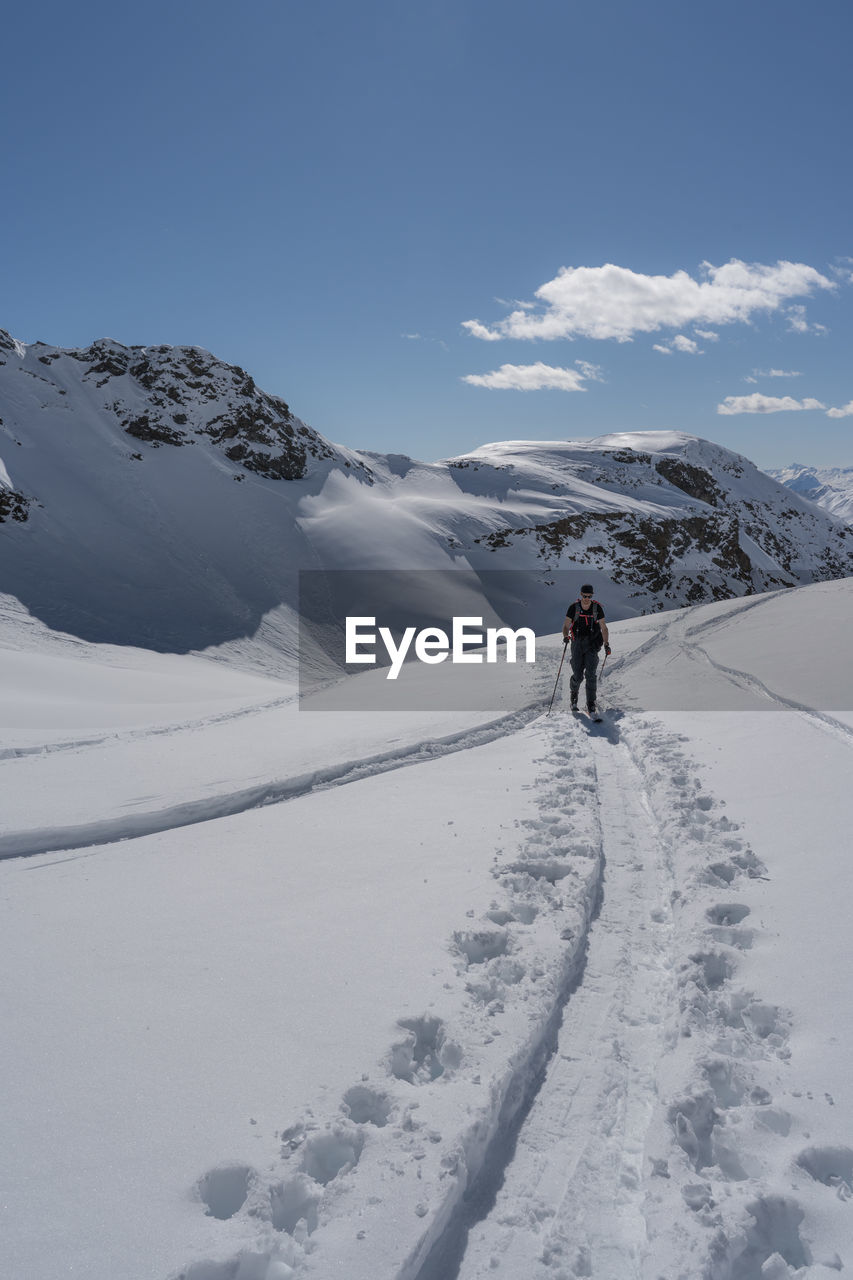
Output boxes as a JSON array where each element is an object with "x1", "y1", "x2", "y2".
[{"x1": 546, "y1": 639, "x2": 568, "y2": 716}]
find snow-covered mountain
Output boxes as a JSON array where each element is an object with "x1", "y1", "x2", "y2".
[
  {"x1": 766, "y1": 461, "x2": 853, "y2": 523},
  {"x1": 3, "y1": 329, "x2": 853, "y2": 664}
]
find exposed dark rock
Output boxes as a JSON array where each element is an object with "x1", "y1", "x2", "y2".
[
  {"x1": 124, "y1": 415, "x2": 187, "y2": 447},
  {"x1": 474, "y1": 505, "x2": 774, "y2": 602},
  {"x1": 85, "y1": 349, "x2": 130, "y2": 380},
  {"x1": 604, "y1": 449, "x2": 652, "y2": 465},
  {"x1": 0, "y1": 488, "x2": 30, "y2": 523},
  {"x1": 655, "y1": 457, "x2": 724, "y2": 507}
]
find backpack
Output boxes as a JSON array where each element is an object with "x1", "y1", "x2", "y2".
[{"x1": 570, "y1": 599, "x2": 604, "y2": 648}]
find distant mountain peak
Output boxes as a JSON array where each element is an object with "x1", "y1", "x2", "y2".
[{"x1": 8, "y1": 333, "x2": 365, "y2": 482}]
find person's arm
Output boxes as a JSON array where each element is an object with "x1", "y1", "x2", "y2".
[
  {"x1": 600, "y1": 618, "x2": 611, "y2": 653},
  {"x1": 562, "y1": 608, "x2": 573, "y2": 642}
]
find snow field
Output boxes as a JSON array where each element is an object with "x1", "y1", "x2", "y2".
[
  {"x1": 168, "y1": 716, "x2": 607, "y2": 1280},
  {"x1": 4, "y1": 582, "x2": 853, "y2": 1280}
]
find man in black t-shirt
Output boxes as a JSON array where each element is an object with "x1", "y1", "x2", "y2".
[{"x1": 562, "y1": 584, "x2": 611, "y2": 714}]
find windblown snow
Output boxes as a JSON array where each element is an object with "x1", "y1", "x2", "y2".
[{"x1": 3, "y1": 580, "x2": 853, "y2": 1280}]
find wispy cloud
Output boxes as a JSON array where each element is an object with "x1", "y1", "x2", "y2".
[
  {"x1": 744, "y1": 368, "x2": 803, "y2": 383},
  {"x1": 827, "y1": 400, "x2": 853, "y2": 419},
  {"x1": 574, "y1": 359, "x2": 605, "y2": 382},
  {"x1": 717, "y1": 393, "x2": 827, "y2": 415},
  {"x1": 462, "y1": 319, "x2": 503, "y2": 342},
  {"x1": 654, "y1": 334, "x2": 702, "y2": 355},
  {"x1": 462, "y1": 361, "x2": 594, "y2": 391},
  {"x1": 786, "y1": 305, "x2": 828, "y2": 335},
  {"x1": 694, "y1": 329, "x2": 719, "y2": 341},
  {"x1": 463, "y1": 260, "x2": 836, "y2": 344}
]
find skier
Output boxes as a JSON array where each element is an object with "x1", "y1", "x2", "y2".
[{"x1": 562, "y1": 584, "x2": 611, "y2": 715}]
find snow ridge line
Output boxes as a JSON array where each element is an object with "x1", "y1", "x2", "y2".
[
  {"x1": 167, "y1": 713, "x2": 607, "y2": 1280},
  {"x1": 618, "y1": 717, "x2": 829, "y2": 1279},
  {"x1": 1, "y1": 701, "x2": 545, "y2": 861}
]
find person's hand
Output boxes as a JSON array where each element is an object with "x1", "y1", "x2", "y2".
[{"x1": 604, "y1": 644, "x2": 612, "y2": 655}]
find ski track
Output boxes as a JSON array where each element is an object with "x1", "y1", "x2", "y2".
[
  {"x1": 687, "y1": 642, "x2": 853, "y2": 749},
  {"x1": 0, "y1": 691, "x2": 299, "y2": 761},
  {"x1": 1, "y1": 699, "x2": 546, "y2": 862},
  {"x1": 454, "y1": 735, "x2": 677, "y2": 1280},
  {"x1": 166, "y1": 708, "x2": 609, "y2": 1280},
  {"x1": 163, "y1": 701, "x2": 845, "y2": 1280}
]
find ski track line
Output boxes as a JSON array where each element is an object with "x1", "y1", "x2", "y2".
[
  {"x1": 599, "y1": 590, "x2": 786, "y2": 696},
  {"x1": 453, "y1": 735, "x2": 677, "y2": 1280},
  {"x1": 688, "y1": 641, "x2": 853, "y2": 748},
  {"x1": 1, "y1": 700, "x2": 545, "y2": 862},
  {"x1": 166, "y1": 707, "x2": 607, "y2": 1280},
  {"x1": 0, "y1": 692, "x2": 299, "y2": 761}
]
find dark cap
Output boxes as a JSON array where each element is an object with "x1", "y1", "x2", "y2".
[{"x1": 580, "y1": 583, "x2": 594, "y2": 594}]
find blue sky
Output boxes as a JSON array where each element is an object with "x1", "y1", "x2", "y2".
[{"x1": 3, "y1": 0, "x2": 852, "y2": 467}]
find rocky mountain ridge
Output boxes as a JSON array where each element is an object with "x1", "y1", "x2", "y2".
[
  {"x1": 2, "y1": 329, "x2": 852, "y2": 661},
  {"x1": 0, "y1": 328, "x2": 369, "y2": 486}
]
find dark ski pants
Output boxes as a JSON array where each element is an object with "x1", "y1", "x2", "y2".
[{"x1": 569, "y1": 641, "x2": 599, "y2": 707}]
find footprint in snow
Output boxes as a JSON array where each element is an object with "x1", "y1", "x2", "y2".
[
  {"x1": 797, "y1": 1145, "x2": 853, "y2": 1197},
  {"x1": 341, "y1": 1083, "x2": 392, "y2": 1127},
  {"x1": 706, "y1": 902, "x2": 751, "y2": 926},
  {"x1": 453, "y1": 927, "x2": 510, "y2": 965},
  {"x1": 389, "y1": 1015, "x2": 462, "y2": 1084},
  {"x1": 196, "y1": 1164, "x2": 255, "y2": 1220}
]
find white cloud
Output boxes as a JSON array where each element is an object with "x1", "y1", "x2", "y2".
[
  {"x1": 653, "y1": 334, "x2": 702, "y2": 355},
  {"x1": 694, "y1": 329, "x2": 719, "y2": 341},
  {"x1": 717, "y1": 394, "x2": 827, "y2": 415},
  {"x1": 827, "y1": 400, "x2": 853, "y2": 419},
  {"x1": 786, "y1": 305, "x2": 828, "y2": 335},
  {"x1": 744, "y1": 368, "x2": 803, "y2": 383},
  {"x1": 574, "y1": 359, "x2": 605, "y2": 382},
  {"x1": 462, "y1": 362, "x2": 590, "y2": 391},
  {"x1": 461, "y1": 318, "x2": 503, "y2": 342},
  {"x1": 463, "y1": 259, "x2": 836, "y2": 344},
  {"x1": 401, "y1": 332, "x2": 422, "y2": 340},
  {"x1": 829, "y1": 259, "x2": 853, "y2": 283}
]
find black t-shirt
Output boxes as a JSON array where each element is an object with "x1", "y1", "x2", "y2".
[{"x1": 566, "y1": 599, "x2": 605, "y2": 643}]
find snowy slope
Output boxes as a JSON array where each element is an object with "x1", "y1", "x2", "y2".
[
  {"x1": 767, "y1": 462, "x2": 853, "y2": 524},
  {"x1": 3, "y1": 329, "x2": 853, "y2": 661},
  {"x1": 3, "y1": 581, "x2": 853, "y2": 1280}
]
